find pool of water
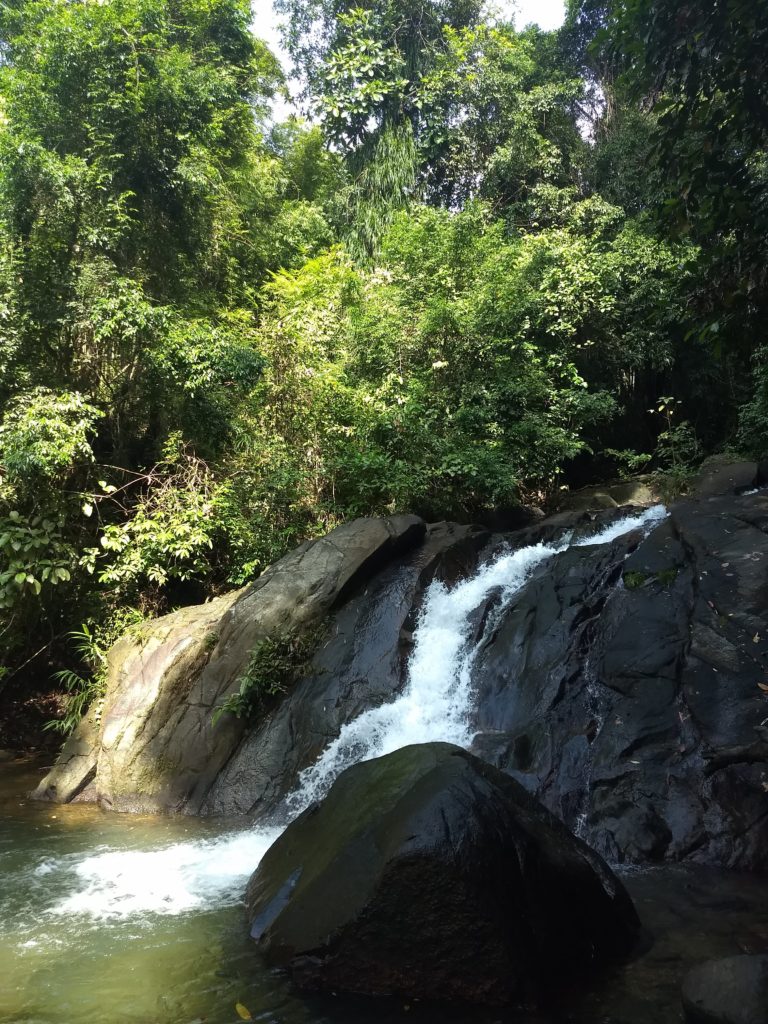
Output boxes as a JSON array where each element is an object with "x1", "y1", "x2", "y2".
[
  {"x1": 568, "y1": 864, "x2": 768, "y2": 1023},
  {"x1": 0, "y1": 759, "x2": 312, "y2": 1024},
  {"x1": 2, "y1": 758, "x2": 768, "y2": 1024}
]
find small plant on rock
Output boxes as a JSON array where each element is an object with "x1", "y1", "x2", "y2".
[
  {"x1": 212, "y1": 624, "x2": 326, "y2": 726},
  {"x1": 623, "y1": 571, "x2": 648, "y2": 590},
  {"x1": 650, "y1": 396, "x2": 702, "y2": 498}
]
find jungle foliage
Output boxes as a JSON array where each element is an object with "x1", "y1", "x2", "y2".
[{"x1": 0, "y1": 0, "x2": 764, "y2": 730}]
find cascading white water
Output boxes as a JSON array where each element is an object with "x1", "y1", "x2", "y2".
[
  {"x1": 45, "y1": 505, "x2": 667, "y2": 920},
  {"x1": 287, "y1": 538, "x2": 564, "y2": 815}
]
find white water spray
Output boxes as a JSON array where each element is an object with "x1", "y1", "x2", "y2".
[{"x1": 46, "y1": 505, "x2": 667, "y2": 920}]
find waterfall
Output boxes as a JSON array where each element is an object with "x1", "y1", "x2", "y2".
[
  {"x1": 47, "y1": 505, "x2": 667, "y2": 920},
  {"x1": 286, "y1": 538, "x2": 563, "y2": 815}
]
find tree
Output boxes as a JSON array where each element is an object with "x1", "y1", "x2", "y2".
[
  {"x1": 0, "y1": 0, "x2": 283, "y2": 300},
  {"x1": 419, "y1": 24, "x2": 585, "y2": 215},
  {"x1": 275, "y1": 0, "x2": 482, "y2": 147},
  {"x1": 273, "y1": 0, "x2": 484, "y2": 255},
  {"x1": 603, "y1": 0, "x2": 768, "y2": 272},
  {"x1": 0, "y1": 1, "x2": 310, "y2": 683},
  {"x1": 565, "y1": 0, "x2": 768, "y2": 443}
]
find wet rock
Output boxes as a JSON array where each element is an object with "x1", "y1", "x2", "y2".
[
  {"x1": 246, "y1": 742, "x2": 640, "y2": 1007},
  {"x1": 200, "y1": 522, "x2": 490, "y2": 815},
  {"x1": 562, "y1": 489, "x2": 620, "y2": 511},
  {"x1": 36, "y1": 707, "x2": 100, "y2": 803},
  {"x1": 34, "y1": 515, "x2": 429, "y2": 813},
  {"x1": 681, "y1": 955, "x2": 768, "y2": 1024},
  {"x1": 475, "y1": 504, "x2": 545, "y2": 531},
  {"x1": 695, "y1": 457, "x2": 758, "y2": 498},
  {"x1": 471, "y1": 491, "x2": 768, "y2": 869},
  {"x1": 558, "y1": 477, "x2": 660, "y2": 512}
]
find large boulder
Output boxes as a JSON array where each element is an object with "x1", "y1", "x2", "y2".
[
  {"x1": 246, "y1": 742, "x2": 640, "y2": 1007},
  {"x1": 682, "y1": 955, "x2": 768, "y2": 1024},
  {"x1": 33, "y1": 515, "x2": 429, "y2": 813},
  {"x1": 558, "y1": 477, "x2": 661, "y2": 512},
  {"x1": 694, "y1": 456, "x2": 759, "y2": 498}
]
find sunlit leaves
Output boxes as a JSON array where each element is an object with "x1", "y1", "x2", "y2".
[
  {"x1": 90, "y1": 444, "x2": 226, "y2": 594},
  {"x1": 0, "y1": 511, "x2": 74, "y2": 610},
  {"x1": 317, "y1": 8, "x2": 410, "y2": 146},
  {"x1": 419, "y1": 24, "x2": 584, "y2": 210},
  {"x1": 0, "y1": 388, "x2": 102, "y2": 483},
  {"x1": 226, "y1": 197, "x2": 682, "y2": 530}
]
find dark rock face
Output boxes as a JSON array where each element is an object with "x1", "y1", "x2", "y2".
[
  {"x1": 681, "y1": 955, "x2": 768, "y2": 1024},
  {"x1": 695, "y1": 457, "x2": 759, "y2": 498},
  {"x1": 472, "y1": 492, "x2": 768, "y2": 869},
  {"x1": 246, "y1": 742, "x2": 640, "y2": 1007}
]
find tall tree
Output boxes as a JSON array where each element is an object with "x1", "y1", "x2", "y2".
[
  {"x1": 419, "y1": 23, "x2": 585, "y2": 214},
  {"x1": 275, "y1": 0, "x2": 482, "y2": 148},
  {"x1": 0, "y1": 1, "x2": 287, "y2": 680},
  {"x1": 583, "y1": 2, "x2": 767, "y2": 323},
  {"x1": 274, "y1": 0, "x2": 483, "y2": 254}
]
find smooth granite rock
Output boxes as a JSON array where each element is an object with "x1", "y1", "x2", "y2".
[{"x1": 33, "y1": 515, "x2": 428, "y2": 812}]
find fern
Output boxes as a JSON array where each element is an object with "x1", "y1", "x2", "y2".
[{"x1": 45, "y1": 609, "x2": 144, "y2": 734}]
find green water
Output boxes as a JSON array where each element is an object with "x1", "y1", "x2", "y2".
[
  {"x1": 2, "y1": 757, "x2": 767, "y2": 1024},
  {"x1": 0, "y1": 759, "x2": 310, "y2": 1024}
]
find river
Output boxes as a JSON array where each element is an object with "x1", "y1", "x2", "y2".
[{"x1": 2, "y1": 504, "x2": 767, "y2": 1023}]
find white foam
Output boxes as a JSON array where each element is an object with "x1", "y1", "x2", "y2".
[
  {"x1": 46, "y1": 504, "x2": 666, "y2": 920},
  {"x1": 50, "y1": 828, "x2": 282, "y2": 920},
  {"x1": 572, "y1": 504, "x2": 667, "y2": 547}
]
